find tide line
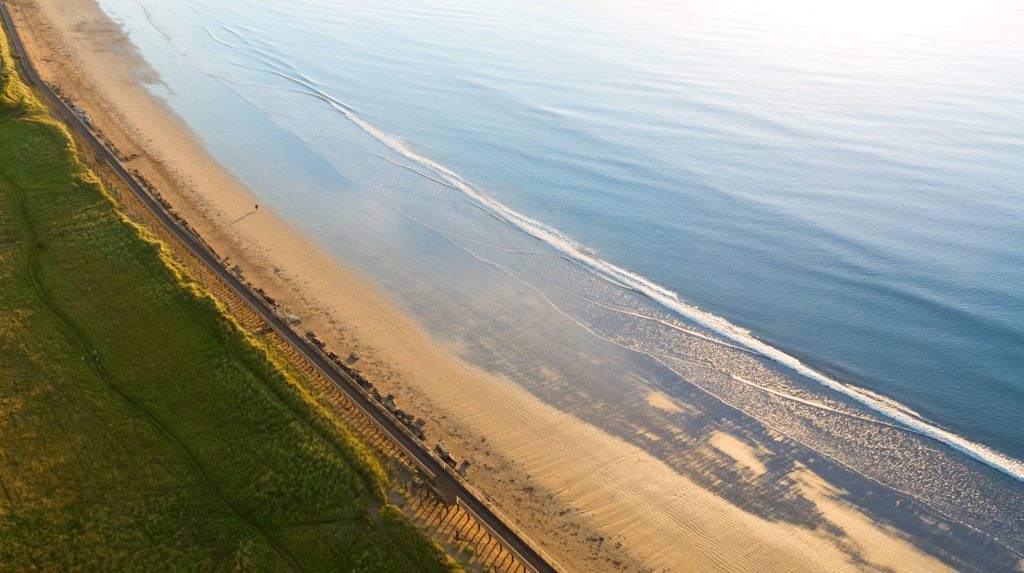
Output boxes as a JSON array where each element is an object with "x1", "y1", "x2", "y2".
[{"x1": 226, "y1": 56, "x2": 1024, "y2": 484}]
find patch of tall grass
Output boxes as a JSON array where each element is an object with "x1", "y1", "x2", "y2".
[{"x1": 0, "y1": 28, "x2": 455, "y2": 572}]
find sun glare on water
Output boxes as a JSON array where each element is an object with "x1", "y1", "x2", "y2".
[
  {"x1": 749, "y1": 0, "x2": 966, "y2": 35},
  {"x1": 723, "y1": 0, "x2": 1016, "y2": 42},
  {"x1": 596, "y1": 0, "x2": 1019, "y2": 62}
]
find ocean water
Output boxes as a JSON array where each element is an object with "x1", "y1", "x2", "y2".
[{"x1": 95, "y1": 0, "x2": 1024, "y2": 564}]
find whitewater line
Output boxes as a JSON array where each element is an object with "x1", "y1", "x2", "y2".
[
  {"x1": 320, "y1": 91, "x2": 1024, "y2": 483},
  {"x1": 365, "y1": 152, "x2": 456, "y2": 190},
  {"x1": 532, "y1": 275, "x2": 765, "y2": 357},
  {"x1": 204, "y1": 26, "x2": 235, "y2": 48},
  {"x1": 650, "y1": 353, "x2": 910, "y2": 433},
  {"x1": 524, "y1": 273, "x2": 920, "y2": 432},
  {"x1": 726, "y1": 374, "x2": 908, "y2": 432},
  {"x1": 408, "y1": 210, "x2": 914, "y2": 435},
  {"x1": 231, "y1": 61, "x2": 1024, "y2": 482},
  {"x1": 400, "y1": 205, "x2": 1024, "y2": 553}
]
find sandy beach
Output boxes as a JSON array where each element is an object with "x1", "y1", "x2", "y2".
[{"x1": 6, "y1": 0, "x2": 976, "y2": 570}]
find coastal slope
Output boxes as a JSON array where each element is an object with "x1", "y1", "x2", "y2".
[
  {"x1": 8, "y1": 0, "x2": 1021, "y2": 571},
  {"x1": 0, "y1": 27, "x2": 454, "y2": 571}
]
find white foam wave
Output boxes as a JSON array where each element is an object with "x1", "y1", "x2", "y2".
[
  {"x1": 204, "y1": 26, "x2": 235, "y2": 48},
  {"x1": 252, "y1": 63, "x2": 1024, "y2": 483}
]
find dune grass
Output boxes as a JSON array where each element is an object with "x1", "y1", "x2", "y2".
[{"x1": 0, "y1": 29, "x2": 455, "y2": 572}]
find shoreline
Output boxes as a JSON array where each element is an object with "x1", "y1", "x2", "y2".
[
  {"x1": 6, "y1": 1, "x2": 649, "y2": 568},
  {"x1": 0, "y1": 6, "x2": 552, "y2": 567},
  {"x1": 7, "y1": 0, "x2": 990, "y2": 570}
]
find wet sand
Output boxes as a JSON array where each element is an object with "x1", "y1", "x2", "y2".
[{"x1": 5, "y1": 0, "x2": 980, "y2": 569}]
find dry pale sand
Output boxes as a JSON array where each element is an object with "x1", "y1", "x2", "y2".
[{"x1": 9, "y1": 0, "x2": 957, "y2": 570}]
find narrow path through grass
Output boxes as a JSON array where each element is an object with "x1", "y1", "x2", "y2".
[
  {"x1": 2, "y1": 169, "x2": 302, "y2": 571},
  {"x1": 0, "y1": 25, "x2": 455, "y2": 572}
]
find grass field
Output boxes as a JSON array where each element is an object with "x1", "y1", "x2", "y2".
[{"x1": 0, "y1": 29, "x2": 456, "y2": 572}]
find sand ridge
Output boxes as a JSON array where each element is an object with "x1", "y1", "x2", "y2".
[{"x1": 6, "y1": 0, "x2": 962, "y2": 570}]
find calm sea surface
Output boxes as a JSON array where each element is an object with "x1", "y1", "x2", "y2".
[{"x1": 98, "y1": 0, "x2": 1023, "y2": 487}]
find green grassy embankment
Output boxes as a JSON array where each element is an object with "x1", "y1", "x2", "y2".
[{"x1": 0, "y1": 28, "x2": 455, "y2": 572}]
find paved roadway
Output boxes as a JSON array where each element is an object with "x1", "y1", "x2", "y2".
[{"x1": 0, "y1": 4, "x2": 557, "y2": 571}]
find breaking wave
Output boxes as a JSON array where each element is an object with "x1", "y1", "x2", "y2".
[{"x1": 228, "y1": 51, "x2": 1024, "y2": 484}]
